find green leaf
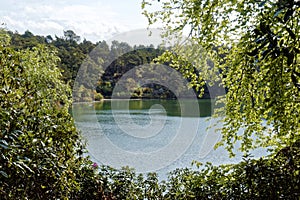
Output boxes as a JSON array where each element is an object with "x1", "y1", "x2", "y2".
[
  {"x1": 273, "y1": 9, "x2": 283, "y2": 18},
  {"x1": 0, "y1": 140, "x2": 9, "y2": 149},
  {"x1": 259, "y1": 1, "x2": 267, "y2": 7},
  {"x1": 0, "y1": 171, "x2": 8, "y2": 178}
]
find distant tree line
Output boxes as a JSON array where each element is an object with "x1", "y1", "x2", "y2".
[{"x1": 7, "y1": 30, "x2": 219, "y2": 101}]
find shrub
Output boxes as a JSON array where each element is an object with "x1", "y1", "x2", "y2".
[{"x1": 0, "y1": 38, "x2": 85, "y2": 199}]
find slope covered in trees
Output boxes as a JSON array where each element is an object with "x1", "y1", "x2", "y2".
[{"x1": 6, "y1": 30, "x2": 216, "y2": 101}]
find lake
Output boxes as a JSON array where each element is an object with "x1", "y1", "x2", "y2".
[{"x1": 72, "y1": 99, "x2": 268, "y2": 179}]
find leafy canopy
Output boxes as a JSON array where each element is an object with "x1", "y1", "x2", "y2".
[
  {"x1": 142, "y1": 0, "x2": 300, "y2": 155},
  {"x1": 0, "y1": 30, "x2": 85, "y2": 199}
]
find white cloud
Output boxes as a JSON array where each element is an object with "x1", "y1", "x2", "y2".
[{"x1": 0, "y1": 0, "x2": 148, "y2": 42}]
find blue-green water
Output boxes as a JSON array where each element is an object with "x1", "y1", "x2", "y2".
[{"x1": 72, "y1": 99, "x2": 267, "y2": 178}]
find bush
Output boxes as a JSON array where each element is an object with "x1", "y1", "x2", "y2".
[
  {"x1": 163, "y1": 141, "x2": 300, "y2": 199},
  {"x1": 70, "y1": 142, "x2": 298, "y2": 199},
  {"x1": 0, "y1": 39, "x2": 85, "y2": 199},
  {"x1": 94, "y1": 91, "x2": 104, "y2": 101}
]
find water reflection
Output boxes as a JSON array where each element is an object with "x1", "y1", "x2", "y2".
[{"x1": 90, "y1": 99, "x2": 213, "y2": 117}]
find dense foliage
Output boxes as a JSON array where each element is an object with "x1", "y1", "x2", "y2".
[
  {"x1": 1, "y1": 0, "x2": 300, "y2": 197},
  {"x1": 65, "y1": 142, "x2": 300, "y2": 199},
  {"x1": 7, "y1": 30, "x2": 215, "y2": 101},
  {"x1": 142, "y1": 0, "x2": 300, "y2": 155},
  {"x1": 0, "y1": 33, "x2": 87, "y2": 198}
]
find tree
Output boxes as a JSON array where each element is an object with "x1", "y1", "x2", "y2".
[
  {"x1": 0, "y1": 31, "x2": 85, "y2": 198},
  {"x1": 64, "y1": 30, "x2": 80, "y2": 42},
  {"x1": 23, "y1": 30, "x2": 34, "y2": 38},
  {"x1": 142, "y1": 0, "x2": 300, "y2": 155},
  {"x1": 45, "y1": 35, "x2": 53, "y2": 43},
  {"x1": 0, "y1": 29, "x2": 10, "y2": 45}
]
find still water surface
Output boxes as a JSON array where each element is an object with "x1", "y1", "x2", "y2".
[{"x1": 72, "y1": 99, "x2": 267, "y2": 179}]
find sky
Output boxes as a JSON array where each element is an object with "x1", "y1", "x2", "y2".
[{"x1": 0, "y1": 0, "x2": 160, "y2": 43}]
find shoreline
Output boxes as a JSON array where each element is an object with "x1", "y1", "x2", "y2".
[{"x1": 72, "y1": 98, "x2": 217, "y2": 104}]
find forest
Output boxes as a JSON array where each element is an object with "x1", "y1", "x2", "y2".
[
  {"x1": 1, "y1": 0, "x2": 300, "y2": 199},
  {"x1": 7, "y1": 30, "x2": 216, "y2": 101}
]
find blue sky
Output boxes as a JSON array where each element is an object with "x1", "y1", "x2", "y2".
[{"x1": 0, "y1": 0, "x2": 159, "y2": 42}]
